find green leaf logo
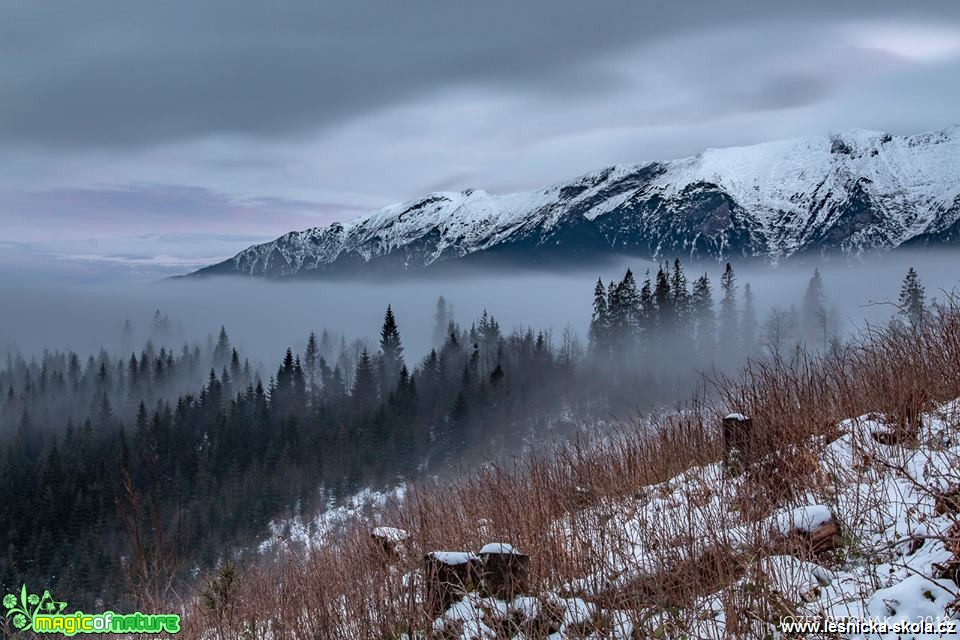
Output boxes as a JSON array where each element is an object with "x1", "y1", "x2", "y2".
[{"x1": 3, "y1": 585, "x2": 67, "y2": 632}]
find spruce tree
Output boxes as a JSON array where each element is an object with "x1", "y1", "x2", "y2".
[
  {"x1": 351, "y1": 349, "x2": 377, "y2": 413},
  {"x1": 691, "y1": 273, "x2": 716, "y2": 362},
  {"x1": 638, "y1": 271, "x2": 654, "y2": 343},
  {"x1": 379, "y1": 306, "x2": 404, "y2": 391},
  {"x1": 802, "y1": 269, "x2": 828, "y2": 344},
  {"x1": 589, "y1": 278, "x2": 608, "y2": 356},
  {"x1": 432, "y1": 297, "x2": 452, "y2": 348},
  {"x1": 670, "y1": 259, "x2": 690, "y2": 327},
  {"x1": 898, "y1": 267, "x2": 926, "y2": 329},
  {"x1": 304, "y1": 332, "x2": 319, "y2": 398},
  {"x1": 653, "y1": 265, "x2": 672, "y2": 331},
  {"x1": 214, "y1": 326, "x2": 231, "y2": 367},
  {"x1": 606, "y1": 279, "x2": 623, "y2": 347},
  {"x1": 230, "y1": 348, "x2": 242, "y2": 386},
  {"x1": 740, "y1": 283, "x2": 758, "y2": 356},
  {"x1": 719, "y1": 263, "x2": 739, "y2": 361},
  {"x1": 619, "y1": 269, "x2": 641, "y2": 346}
]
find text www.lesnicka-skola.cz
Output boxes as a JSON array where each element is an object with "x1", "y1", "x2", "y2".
[{"x1": 780, "y1": 615, "x2": 958, "y2": 635}]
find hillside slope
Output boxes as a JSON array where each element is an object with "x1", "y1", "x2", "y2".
[{"x1": 173, "y1": 300, "x2": 960, "y2": 639}]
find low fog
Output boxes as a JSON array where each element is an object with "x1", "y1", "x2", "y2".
[
  {"x1": 3, "y1": 249, "x2": 959, "y2": 369},
  {"x1": 3, "y1": 248, "x2": 958, "y2": 610}
]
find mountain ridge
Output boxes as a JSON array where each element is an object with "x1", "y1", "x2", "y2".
[{"x1": 187, "y1": 126, "x2": 960, "y2": 278}]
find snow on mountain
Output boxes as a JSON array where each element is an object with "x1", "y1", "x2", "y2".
[{"x1": 190, "y1": 126, "x2": 960, "y2": 278}]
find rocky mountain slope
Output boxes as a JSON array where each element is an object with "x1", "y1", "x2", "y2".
[{"x1": 189, "y1": 126, "x2": 960, "y2": 278}]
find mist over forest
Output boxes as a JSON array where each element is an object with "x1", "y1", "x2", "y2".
[
  {"x1": 1, "y1": 245, "x2": 956, "y2": 608},
  {"x1": 4, "y1": 250, "x2": 958, "y2": 368}
]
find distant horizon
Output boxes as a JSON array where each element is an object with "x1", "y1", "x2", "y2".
[{"x1": 6, "y1": 122, "x2": 960, "y2": 284}]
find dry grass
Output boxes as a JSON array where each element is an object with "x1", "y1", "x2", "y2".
[{"x1": 167, "y1": 298, "x2": 960, "y2": 640}]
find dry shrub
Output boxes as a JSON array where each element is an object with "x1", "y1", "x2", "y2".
[{"x1": 169, "y1": 297, "x2": 960, "y2": 640}]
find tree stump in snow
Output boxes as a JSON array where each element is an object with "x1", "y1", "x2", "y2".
[
  {"x1": 478, "y1": 543, "x2": 529, "y2": 600},
  {"x1": 423, "y1": 552, "x2": 479, "y2": 615},
  {"x1": 872, "y1": 388, "x2": 929, "y2": 445},
  {"x1": 722, "y1": 413, "x2": 753, "y2": 465},
  {"x1": 370, "y1": 526, "x2": 408, "y2": 557}
]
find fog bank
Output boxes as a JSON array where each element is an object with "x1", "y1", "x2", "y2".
[{"x1": 2, "y1": 249, "x2": 958, "y2": 369}]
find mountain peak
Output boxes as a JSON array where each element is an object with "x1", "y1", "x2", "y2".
[{"x1": 187, "y1": 126, "x2": 960, "y2": 279}]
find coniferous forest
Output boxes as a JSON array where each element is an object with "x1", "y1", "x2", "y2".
[{"x1": 1, "y1": 260, "x2": 927, "y2": 609}]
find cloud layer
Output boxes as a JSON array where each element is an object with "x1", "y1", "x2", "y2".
[{"x1": 2, "y1": 1, "x2": 959, "y2": 278}]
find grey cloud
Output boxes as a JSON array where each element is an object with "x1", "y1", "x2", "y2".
[
  {"x1": 3, "y1": 0, "x2": 958, "y2": 151},
  {"x1": 0, "y1": 184, "x2": 361, "y2": 232},
  {"x1": 4, "y1": 0, "x2": 960, "y2": 283},
  {"x1": 742, "y1": 74, "x2": 832, "y2": 111}
]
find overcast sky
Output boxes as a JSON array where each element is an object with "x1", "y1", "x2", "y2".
[{"x1": 2, "y1": 0, "x2": 960, "y2": 281}]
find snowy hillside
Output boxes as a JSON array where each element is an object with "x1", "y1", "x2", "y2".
[
  {"x1": 189, "y1": 126, "x2": 960, "y2": 278},
  {"x1": 402, "y1": 400, "x2": 960, "y2": 639},
  {"x1": 169, "y1": 298, "x2": 960, "y2": 640}
]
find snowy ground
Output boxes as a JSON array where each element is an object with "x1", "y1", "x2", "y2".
[
  {"x1": 258, "y1": 485, "x2": 407, "y2": 554},
  {"x1": 419, "y1": 399, "x2": 960, "y2": 639}
]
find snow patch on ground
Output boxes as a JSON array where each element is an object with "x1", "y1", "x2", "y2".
[{"x1": 258, "y1": 485, "x2": 406, "y2": 554}]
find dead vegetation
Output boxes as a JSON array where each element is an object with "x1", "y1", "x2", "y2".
[{"x1": 167, "y1": 298, "x2": 960, "y2": 639}]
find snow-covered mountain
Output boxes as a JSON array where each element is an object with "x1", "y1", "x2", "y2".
[{"x1": 190, "y1": 126, "x2": 960, "y2": 278}]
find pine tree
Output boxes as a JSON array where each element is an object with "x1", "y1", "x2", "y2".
[
  {"x1": 802, "y1": 269, "x2": 828, "y2": 344},
  {"x1": 653, "y1": 265, "x2": 672, "y2": 331},
  {"x1": 670, "y1": 259, "x2": 690, "y2": 327},
  {"x1": 292, "y1": 356, "x2": 307, "y2": 409},
  {"x1": 691, "y1": 273, "x2": 716, "y2": 362},
  {"x1": 719, "y1": 263, "x2": 739, "y2": 360},
  {"x1": 230, "y1": 348, "x2": 242, "y2": 386},
  {"x1": 432, "y1": 297, "x2": 452, "y2": 348},
  {"x1": 589, "y1": 278, "x2": 608, "y2": 356},
  {"x1": 619, "y1": 269, "x2": 641, "y2": 345},
  {"x1": 740, "y1": 283, "x2": 758, "y2": 356},
  {"x1": 214, "y1": 326, "x2": 231, "y2": 367},
  {"x1": 898, "y1": 267, "x2": 926, "y2": 329},
  {"x1": 319, "y1": 329, "x2": 333, "y2": 361},
  {"x1": 127, "y1": 354, "x2": 139, "y2": 398},
  {"x1": 638, "y1": 271, "x2": 654, "y2": 338},
  {"x1": 304, "y1": 332, "x2": 319, "y2": 398},
  {"x1": 379, "y1": 306, "x2": 404, "y2": 391},
  {"x1": 606, "y1": 279, "x2": 622, "y2": 346},
  {"x1": 351, "y1": 349, "x2": 377, "y2": 413}
]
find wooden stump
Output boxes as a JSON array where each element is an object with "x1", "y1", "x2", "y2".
[
  {"x1": 479, "y1": 543, "x2": 530, "y2": 600},
  {"x1": 872, "y1": 389, "x2": 929, "y2": 445},
  {"x1": 370, "y1": 526, "x2": 408, "y2": 557},
  {"x1": 423, "y1": 552, "x2": 479, "y2": 616},
  {"x1": 722, "y1": 413, "x2": 753, "y2": 464}
]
